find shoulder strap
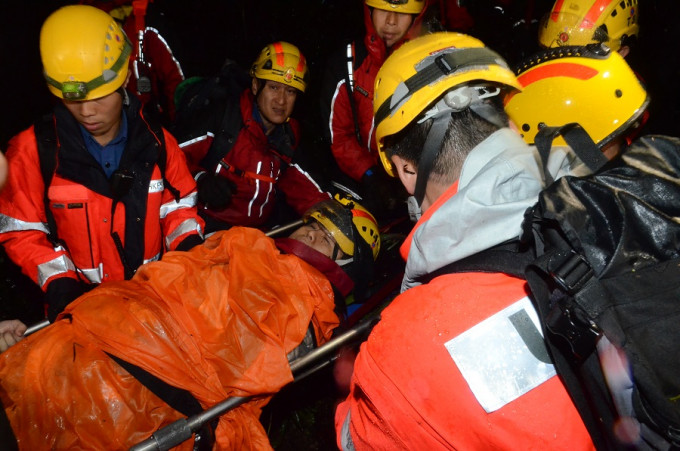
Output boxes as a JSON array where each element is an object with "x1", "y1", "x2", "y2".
[
  {"x1": 198, "y1": 96, "x2": 243, "y2": 172},
  {"x1": 418, "y1": 240, "x2": 532, "y2": 284},
  {"x1": 144, "y1": 106, "x2": 181, "y2": 201},
  {"x1": 34, "y1": 114, "x2": 60, "y2": 245},
  {"x1": 534, "y1": 123, "x2": 609, "y2": 184}
]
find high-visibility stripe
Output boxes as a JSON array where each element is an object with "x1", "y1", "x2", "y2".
[
  {"x1": 518, "y1": 63, "x2": 598, "y2": 87},
  {"x1": 37, "y1": 255, "x2": 76, "y2": 288},
  {"x1": 80, "y1": 264, "x2": 103, "y2": 284},
  {"x1": 164, "y1": 218, "x2": 202, "y2": 250},
  {"x1": 0, "y1": 214, "x2": 50, "y2": 234},
  {"x1": 143, "y1": 253, "x2": 161, "y2": 265},
  {"x1": 160, "y1": 192, "x2": 198, "y2": 219}
]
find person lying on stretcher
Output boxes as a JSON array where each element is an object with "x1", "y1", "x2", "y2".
[{"x1": 0, "y1": 194, "x2": 380, "y2": 450}]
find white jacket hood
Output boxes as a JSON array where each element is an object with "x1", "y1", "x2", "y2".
[{"x1": 402, "y1": 128, "x2": 578, "y2": 291}]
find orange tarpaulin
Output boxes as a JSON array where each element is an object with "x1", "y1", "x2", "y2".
[{"x1": 0, "y1": 227, "x2": 340, "y2": 450}]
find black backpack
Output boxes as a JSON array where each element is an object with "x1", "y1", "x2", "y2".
[{"x1": 428, "y1": 125, "x2": 680, "y2": 450}]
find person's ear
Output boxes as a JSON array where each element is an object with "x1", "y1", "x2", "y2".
[
  {"x1": 618, "y1": 45, "x2": 630, "y2": 59},
  {"x1": 251, "y1": 78, "x2": 260, "y2": 96},
  {"x1": 391, "y1": 154, "x2": 417, "y2": 195}
]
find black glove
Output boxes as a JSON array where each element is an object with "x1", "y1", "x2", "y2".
[
  {"x1": 196, "y1": 172, "x2": 237, "y2": 209},
  {"x1": 175, "y1": 233, "x2": 204, "y2": 252},
  {"x1": 46, "y1": 278, "x2": 91, "y2": 322},
  {"x1": 360, "y1": 166, "x2": 405, "y2": 221}
]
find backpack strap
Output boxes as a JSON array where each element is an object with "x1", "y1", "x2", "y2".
[
  {"x1": 144, "y1": 106, "x2": 181, "y2": 201},
  {"x1": 34, "y1": 114, "x2": 60, "y2": 246},
  {"x1": 534, "y1": 123, "x2": 609, "y2": 184},
  {"x1": 417, "y1": 240, "x2": 533, "y2": 284},
  {"x1": 198, "y1": 98, "x2": 243, "y2": 172}
]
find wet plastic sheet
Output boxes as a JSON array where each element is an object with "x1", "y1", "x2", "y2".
[{"x1": 0, "y1": 227, "x2": 339, "y2": 450}]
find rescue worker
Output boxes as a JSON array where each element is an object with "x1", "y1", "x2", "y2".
[
  {"x1": 335, "y1": 32, "x2": 594, "y2": 449},
  {"x1": 0, "y1": 5, "x2": 204, "y2": 323},
  {"x1": 174, "y1": 42, "x2": 331, "y2": 234},
  {"x1": 0, "y1": 196, "x2": 380, "y2": 450},
  {"x1": 81, "y1": 0, "x2": 185, "y2": 124},
  {"x1": 538, "y1": 0, "x2": 639, "y2": 58},
  {"x1": 319, "y1": 0, "x2": 428, "y2": 222},
  {"x1": 506, "y1": 43, "x2": 649, "y2": 160}
]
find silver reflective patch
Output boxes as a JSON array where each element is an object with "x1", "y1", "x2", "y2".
[
  {"x1": 148, "y1": 179, "x2": 164, "y2": 193},
  {"x1": 445, "y1": 296, "x2": 556, "y2": 412}
]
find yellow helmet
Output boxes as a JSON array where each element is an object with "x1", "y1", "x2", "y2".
[
  {"x1": 365, "y1": 0, "x2": 425, "y2": 15},
  {"x1": 505, "y1": 45, "x2": 649, "y2": 147},
  {"x1": 249, "y1": 41, "x2": 308, "y2": 93},
  {"x1": 373, "y1": 32, "x2": 521, "y2": 176},
  {"x1": 304, "y1": 194, "x2": 381, "y2": 261},
  {"x1": 40, "y1": 5, "x2": 132, "y2": 101},
  {"x1": 538, "y1": 0, "x2": 639, "y2": 52}
]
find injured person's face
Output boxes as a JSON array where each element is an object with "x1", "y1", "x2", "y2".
[{"x1": 289, "y1": 221, "x2": 344, "y2": 260}]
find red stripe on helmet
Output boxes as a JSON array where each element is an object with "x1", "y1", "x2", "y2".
[
  {"x1": 273, "y1": 42, "x2": 286, "y2": 67},
  {"x1": 296, "y1": 53, "x2": 306, "y2": 73},
  {"x1": 580, "y1": 0, "x2": 612, "y2": 29},
  {"x1": 518, "y1": 62, "x2": 599, "y2": 87},
  {"x1": 352, "y1": 209, "x2": 377, "y2": 225},
  {"x1": 550, "y1": 0, "x2": 566, "y2": 21}
]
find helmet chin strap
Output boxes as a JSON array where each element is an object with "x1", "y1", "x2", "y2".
[
  {"x1": 409, "y1": 85, "x2": 505, "y2": 221},
  {"x1": 411, "y1": 112, "x2": 450, "y2": 218}
]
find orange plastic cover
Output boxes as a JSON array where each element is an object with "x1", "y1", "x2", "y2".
[{"x1": 0, "y1": 227, "x2": 339, "y2": 450}]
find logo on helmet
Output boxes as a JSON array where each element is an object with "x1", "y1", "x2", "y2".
[{"x1": 283, "y1": 67, "x2": 295, "y2": 84}]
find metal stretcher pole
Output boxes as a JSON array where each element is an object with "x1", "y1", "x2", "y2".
[{"x1": 129, "y1": 315, "x2": 379, "y2": 451}]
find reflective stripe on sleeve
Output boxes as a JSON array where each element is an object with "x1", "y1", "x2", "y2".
[
  {"x1": 0, "y1": 214, "x2": 50, "y2": 234},
  {"x1": 159, "y1": 192, "x2": 198, "y2": 219},
  {"x1": 37, "y1": 254, "x2": 77, "y2": 288},
  {"x1": 79, "y1": 263, "x2": 103, "y2": 284},
  {"x1": 340, "y1": 411, "x2": 356, "y2": 451},
  {"x1": 143, "y1": 252, "x2": 161, "y2": 265},
  {"x1": 164, "y1": 218, "x2": 203, "y2": 250},
  {"x1": 178, "y1": 132, "x2": 214, "y2": 149}
]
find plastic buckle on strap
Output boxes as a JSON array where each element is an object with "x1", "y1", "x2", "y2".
[
  {"x1": 546, "y1": 250, "x2": 599, "y2": 359},
  {"x1": 546, "y1": 302, "x2": 600, "y2": 359},
  {"x1": 549, "y1": 249, "x2": 593, "y2": 294}
]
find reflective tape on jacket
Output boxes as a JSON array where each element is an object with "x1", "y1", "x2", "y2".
[
  {"x1": 0, "y1": 214, "x2": 50, "y2": 234},
  {"x1": 160, "y1": 192, "x2": 198, "y2": 219},
  {"x1": 37, "y1": 254, "x2": 77, "y2": 288}
]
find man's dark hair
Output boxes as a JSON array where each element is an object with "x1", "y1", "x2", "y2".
[{"x1": 383, "y1": 95, "x2": 508, "y2": 185}]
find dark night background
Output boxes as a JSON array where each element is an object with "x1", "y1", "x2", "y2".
[
  {"x1": 0, "y1": 0, "x2": 679, "y2": 448},
  {"x1": 2, "y1": 0, "x2": 679, "y2": 149}
]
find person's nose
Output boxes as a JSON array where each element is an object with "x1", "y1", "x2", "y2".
[
  {"x1": 385, "y1": 11, "x2": 398, "y2": 25},
  {"x1": 78, "y1": 100, "x2": 97, "y2": 117},
  {"x1": 273, "y1": 89, "x2": 286, "y2": 105}
]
